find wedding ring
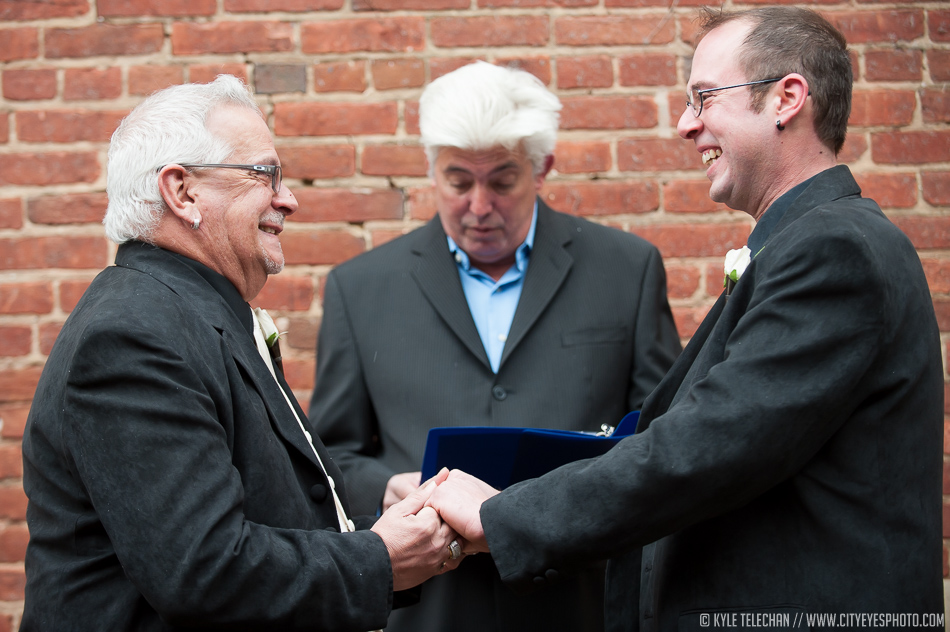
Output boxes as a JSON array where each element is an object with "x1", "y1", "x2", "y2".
[{"x1": 448, "y1": 539, "x2": 462, "y2": 560}]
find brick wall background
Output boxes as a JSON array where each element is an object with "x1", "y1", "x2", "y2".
[{"x1": 0, "y1": 0, "x2": 947, "y2": 627}]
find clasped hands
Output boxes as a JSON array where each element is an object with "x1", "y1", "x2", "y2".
[{"x1": 370, "y1": 468, "x2": 498, "y2": 591}]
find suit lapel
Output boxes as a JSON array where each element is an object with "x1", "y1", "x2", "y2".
[
  {"x1": 410, "y1": 218, "x2": 492, "y2": 370},
  {"x1": 500, "y1": 201, "x2": 573, "y2": 368}
]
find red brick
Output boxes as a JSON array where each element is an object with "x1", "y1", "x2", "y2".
[
  {"x1": 922, "y1": 258, "x2": 950, "y2": 294},
  {"x1": 0, "y1": 112, "x2": 6, "y2": 144},
  {"x1": 17, "y1": 110, "x2": 125, "y2": 143},
  {"x1": 63, "y1": 67, "x2": 121, "y2": 101},
  {"x1": 431, "y1": 16, "x2": 549, "y2": 48},
  {"x1": 891, "y1": 216, "x2": 950, "y2": 249},
  {"x1": 0, "y1": 237, "x2": 108, "y2": 270},
  {"x1": 275, "y1": 102, "x2": 398, "y2": 137},
  {"x1": 0, "y1": 526, "x2": 28, "y2": 563},
  {"x1": 27, "y1": 192, "x2": 108, "y2": 225},
  {"x1": 0, "y1": 152, "x2": 99, "y2": 186},
  {"x1": 0, "y1": 0, "x2": 86, "y2": 19},
  {"x1": 922, "y1": 171, "x2": 950, "y2": 206},
  {"x1": 407, "y1": 186, "x2": 437, "y2": 220},
  {"x1": 0, "y1": 200, "x2": 21, "y2": 230},
  {"x1": 931, "y1": 9, "x2": 950, "y2": 42},
  {"x1": 0, "y1": 283, "x2": 53, "y2": 315},
  {"x1": 278, "y1": 145, "x2": 356, "y2": 180},
  {"x1": 302, "y1": 18, "x2": 425, "y2": 53},
  {"x1": 60, "y1": 280, "x2": 92, "y2": 313},
  {"x1": 3, "y1": 68, "x2": 56, "y2": 101},
  {"x1": 189, "y1": 64, "x2": 248, "y2": 85},
  {"x1": 0, "y1": 485, "x2": 27, "y2": 520},
  {"x1": 555, "y1": 16, "x2": 675, "y2": 46},
  {"x1": 0, "y1": 367, "x2": 42, "y2": 403},
  {"x1": 228, "y1": 0, "x2": 341, "y2": 9},
  {"x1": 672, "y1": 303, "x2": 716, "y2": 339},
  {"x1": 921, "y1": 88, "x2": 950, "y2": 125},
  {"x1": 828, "y1": 10, "x2": 924, "y2": 44},
  {"x1": 557, "y1": 55, "x2": 613, "y2": 89},
  {"x1": 290, "y1": 188, "x2": 404, "y2": 223},
  {"x1": 172, "y1": 22, "x2": 293, "y2": 55},
  {"x1": 943, "y1": 501, "x2": 950, "y2": 537},
  {"x1": 944, "y1": 543, "x2": 949, "y2": 577},
  {"x1": 283, "y1": 316, "x2": 320, "y2": 352},
  {"x1": 482, "y1": 0, "x2": 595, "y2": 5},
  {"x1": 872, "y1": 131, "x2": 950, "y2": 164},
  {"x1": 495, "y1": 57, "x2": 552, "y2": 85},
  {"x1": 253, "y1": 275, "x2": 314, "y2": 311},
  {"x1": 619, "y1": 138, "x2": 699, "y2": 172},
  {"x1": 663, "y1": 180, "x2": 731, "y2": 213},
  {"x1": 849, "y1": 90, "x2": 916, "y2": 128},
  {"x1": 282, "y1": 230, "x2": 367, "y2": 265},
  {"x1": 936, "y1": 299, "x2": 950, "y2": 332},
  {"x1": 47, "y1": 24, "x2": 163, "y2": 58},
  {"x1": 837, "y1": 135, "x2": 868, "y2": 164},
  {"x1": 429, "y1": 57, "x2": 481, "y2": 81},
  {"x1": 664, "y1": 264, "x2": 701, "y2": 300},
  {"x1": 129, "y1": 65, "x2": 183, "y2": 95},
  {"x1": 540, "y1": 181, "x2": 659, "y2": 216},
  {"x1": 371, "y1": 228, "x2": 416, "y2": 247},
  {"x1": 0, "y1": 27, "x2": 38, "y2": 62},
  {"x1": 372, "y1": 58, "x2": 424, "y2": 91},
  {"x1": 0, "y1": 327, "x2": 31, "y2": 358},
  {"x1": 313, "y1": 61, "x2": 366, "y2": 93},
  {"x1": 255, "y1": 64, "x2": 306, "y2": 94},
  {"x1": 561, "y1": 96, "x2": 657, "y2": 130},
  {"x1": 618, "y1": 53, "x2": 677, "y2": 86},
  {"x1": 865, "y1": 49, "x2": 922, "y2": 82},
  {"x1": 362, "y1": 145, "x2": 427, "y2": 177},
  {"x1": 928, "y1": 50, "x2": 950, "y2": 82},
  {"x1": 0, "y1": 447, "x2": 19, "y2": 479},
  {"x1": 354, "y1": 0, "x2": 466, "y2": 8},
  {"x1": 405, "y1": 100, "x2": 420, "y2": 135},
  {"x1": 39, "y1": 322, "x2": 63, "y2": 356},
  {"x1": 608, "y1": 0, "x2": 707, "y2": 6},
  {"x1": 0, "y1": 569, "x2": 25, "y2": 601},
  {"x1": 631, "y1": 222, "x2": 752, "y2": 258},
  {"x1": 852, "y1": 173, "x2": 917, "y2": 209},
  {"x1": 99, "y1": 0, "x2": 215, "y2": 15},
  {"x1": 553, "y1": 141, "x2": 611, "y2": 174},
  {"x1": 283, "y1": 357, "x2": 315, "y2": 392}
]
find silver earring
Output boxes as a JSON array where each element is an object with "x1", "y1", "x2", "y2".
[
  {"x1": 192, "y1": 218, "x2": 201, "y2": 230},
  {"x1": 776, "y1": 120, "x2": 785, "y2": 131}
]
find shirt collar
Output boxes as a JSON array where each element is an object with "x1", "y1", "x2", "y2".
[
  {"x1": 164, "y1": 249, "x2": 254, "y2": 336},
  {"x1": 747, "y1": 174, "x2": 817, "y2": 257},
  {"x1": 447, "y1": 200, "x2": 538, "y2": 273}
]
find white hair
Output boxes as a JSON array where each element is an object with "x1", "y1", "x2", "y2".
[
  {"x1": 419, "y1": 61, "x2": 561, "y2": 177},
  {"x1": 104, "y1": 75, "x2": 261, "y2": 244}
]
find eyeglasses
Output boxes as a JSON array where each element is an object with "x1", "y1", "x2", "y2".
[
  {"x1": 161, "y1": 163, "x2": 283, "y2": 193},
  {"x1": 686, "y1": 78, "x2": 783, "y2": 118}
]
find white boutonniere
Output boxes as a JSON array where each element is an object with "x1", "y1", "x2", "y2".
[
  {"x1": 723, "y1": 246, "x2": 751, "y2": 296},
  {"x1": 253, "y1": 307, "x2": 281, "y2": 347}
]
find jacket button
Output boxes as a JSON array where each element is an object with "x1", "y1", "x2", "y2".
[
  {"x1": 533, "y1": 576, "x2": 546, "y2": 585},
  {"x1": 310, "y1": 483, "x2": 328, "y2": 503},
  {"x1": 492, "y1": 385, "x2": 507, "y2": 401},
  {"x1": 545, "y1": 569, "x2": 559, "y2": 582}
]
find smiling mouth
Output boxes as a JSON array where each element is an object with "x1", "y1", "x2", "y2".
[
  {"x1": 259, "y1": 226, "x2": 280, "y2": 235},
  {"x1": 702, "y1": 148, "x2": 722, "y2": 166}
]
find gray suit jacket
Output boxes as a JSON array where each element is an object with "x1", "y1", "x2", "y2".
[
  {"x1": 22, "y1": 242, "x2": 395, "y2": 632},
  {"x1": 310, "y1": 200, "x2": 681, "y2": 632},
  {"x1": 480, "y1": 166, "x2": 944, "y2": 631}
]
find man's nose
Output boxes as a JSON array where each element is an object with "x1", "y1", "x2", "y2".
[
  {"x1": 677, "y1": 107, "x2": 701, "y2": 140},
  {"x1": 274, "y1": 183, "x2": 298, "y2": 216},
  {"x1": 469, "y1": 184, "x2": 492, "y2": 216}
]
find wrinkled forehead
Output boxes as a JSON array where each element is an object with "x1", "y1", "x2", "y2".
[
  {"x1": 207, "y1": 105, "x2": 276, "y2": 162},
  {"x1": 687, "y1": 20, "x2": 752, "y2": 91}
]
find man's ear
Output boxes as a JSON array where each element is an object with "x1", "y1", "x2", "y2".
[
  {"x1": 535, "y1": 154, "x2": 555, "y2": 189},
  {"x1": 157, "y1": 165, "x2": 197, "y2": 224},
  {"x1": 774, "y1": 73, "x2": 809, "y2": 129}
]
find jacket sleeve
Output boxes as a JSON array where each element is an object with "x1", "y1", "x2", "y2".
[
  {"x1": 310, "y1": 270, "x2": 396, "y2": 515},
  {"x1": 62, "y1": 317, "x2": 395, "y2": 631}
]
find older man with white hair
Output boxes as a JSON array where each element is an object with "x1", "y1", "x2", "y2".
[
  {"x1": 21, "y1": 75, "x2": 463, "y2": 632},
  {"x1": 310, "y1": 61, "x2": 681, "y2": 632}
]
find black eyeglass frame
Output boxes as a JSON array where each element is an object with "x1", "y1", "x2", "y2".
[
  {"x1": 159, "y1": 163, "x2": 283, "y2": 193},
  {"x1": 686, "y1": 77, "x2": 784, "y2": 118}
]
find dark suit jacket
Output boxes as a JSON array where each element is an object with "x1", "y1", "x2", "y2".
[
  {"x1": 310, "y1": 200, "x2": 682, "y2": 632},
  {"x1": 480, "y1": 166, "x2": 945, "y2": 631},
  {"x1": 22, "y1": 242, "x2": 396, "y2": 632}
]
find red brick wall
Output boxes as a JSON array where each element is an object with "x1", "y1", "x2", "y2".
[{"x1": 1, "y1": 0, "x2": 948, "y2": 625}]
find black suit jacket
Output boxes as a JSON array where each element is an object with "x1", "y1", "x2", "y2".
[
  {"x1": 310, "y1": 200, "x2": 681, "y2": 632},
  {"x1": 22, "y1": 242, "x2": 395, "y2": 631},
  {"x1": 480, "y1": 166, "x2": 944, "y2": 631}
]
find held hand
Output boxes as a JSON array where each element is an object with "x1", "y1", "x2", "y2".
[
  {"x1": 371, "y1": 471, "x2": 463, "y2": 591},
  {"x1": 426, "y1": 469, "x2": 499, "y2": 554},
  {"x1": 382, "y1": 471, "x2": 422, "y2": 513}
]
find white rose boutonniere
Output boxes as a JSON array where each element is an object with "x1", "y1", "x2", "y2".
[
  {"x1": 253, "y1": 307, "x2": 284, "y2": 372},
  {"x1": 723, "y1": 246, "x2": 751, "y2": 296}
]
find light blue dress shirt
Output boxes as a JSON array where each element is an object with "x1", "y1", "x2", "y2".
[{"x1": 446, "y1": 204, "x2": 538, "y2": 374}]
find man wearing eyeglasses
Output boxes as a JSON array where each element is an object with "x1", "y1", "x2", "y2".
[
  {"x1": 21, "y1": 75, "x2": 464, "y2": 631},
  {"x1": 428, "y1": 7, "x2": 944, "y2": 629}
]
